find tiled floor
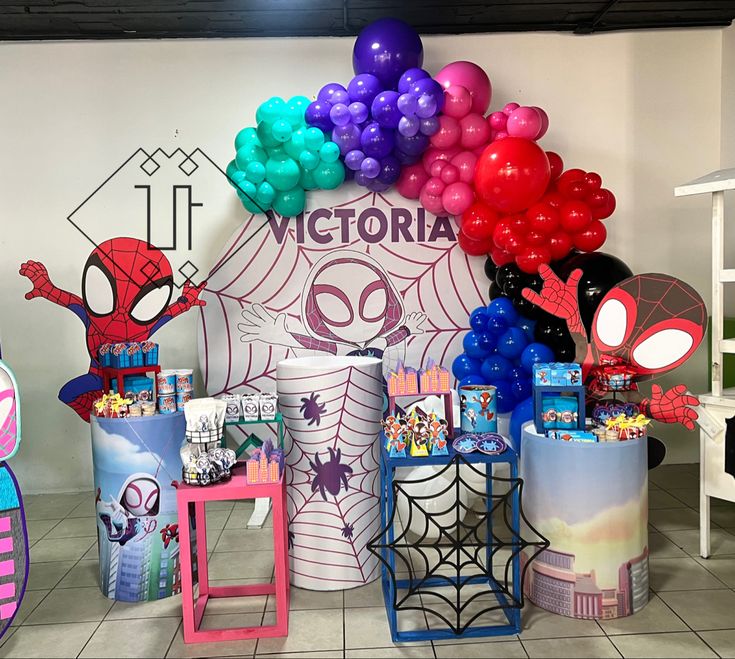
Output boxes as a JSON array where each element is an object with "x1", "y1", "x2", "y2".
[{"x1": 3, "y1": 463, "x2": 735, "y2": 657}]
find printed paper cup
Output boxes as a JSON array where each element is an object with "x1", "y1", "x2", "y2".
[{"x1": 156, "y1": 371, "x2": 177, "y2": 395}]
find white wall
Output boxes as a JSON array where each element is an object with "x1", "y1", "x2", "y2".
[{"x1": 0, "y1": 27, "x2": 727, "y2": 492}]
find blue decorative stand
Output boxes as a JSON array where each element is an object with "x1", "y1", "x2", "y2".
[
  {"x1": 532, "y1": 384, "x2": 586, "y2": 432},
  {"x1": 367, "y1": 433, "x2": 548, "y2": 642}
]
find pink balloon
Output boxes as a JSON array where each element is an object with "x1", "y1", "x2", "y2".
[
  {"x1": 442, "y1": 181, "x2": 475, "y2": 216},
  {"x1": 459, "y1": 112, "x2": 491, "y2": 150},
  {"x1": 434, "y1": 60, "x2": 492, "y2": 115},
  {"x1": 503, "y1": 102, "x2": 519, "y2": 116},
  {"x1": 488, "y1": 111, "x2": 507, "y2": 131},
  {"x1": 450, "y1": 150, "x2": 478, "y2": 183},
  {"x1": 422, "y1": 145, "x2": 462, "y2": 170},
  {"x1": 425, "y1": 176, "x2": 446, "y2": 196},
  {"x1": 396, "y1": 163, "x2": 429, "y2": 199},
  {"x1": 430, "y1": 115, "x2": 461, "y2": 149},
  {"x1": 506, "y1": 106, "x2": 543, "y2": 140},
  {"x1": 494, "y1": 130, "x2": 509, "y2": 141},
  {"x1": 440, "y1": 164, "x2": 459, "y2": 184},
  {"x1": 532, "y1": 106, "x2": 550, "y2": 140},
  {"x1": 429, "y1": 159, "x2": 447, "y2": 177},
  {"x1": 419, "y1": 187, "x2": 446, "y2": 216},
  {"x1": 443, "y1": 85, "x2": 472, "y2": 119}
]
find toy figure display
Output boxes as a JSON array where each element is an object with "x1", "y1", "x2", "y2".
[{"x1": 181, "y1": 399, "x2": 236, "y2": 486}]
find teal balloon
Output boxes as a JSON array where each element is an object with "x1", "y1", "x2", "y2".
[
  {"x1": 237, "y1": 181, "x2": 261, "y2": 213},
  {"x1": 240, "y1": 194, "x2": 263, "y2": 214},
  {"x1": 231, "y1": 170, "x2": 248, "y2": 186},
  {"x1": 299, "y1": 149, "x2": 319, "y2": 171},
  {"x1": 257, "y1": 121, "x2": 280, "y2": 149},
  {"x1": 236, "y1": 179, "x2": 257, "y2": 199},
  {"x1": 226, "y1": 159, "x2": 239, "y2": 185},
  {"x1": 256, "y1": 181, "x2": 276, "y2": 205},
  {"x1": 272, "y1": 119, "x2": 293, "y2": 143},
  {"x1": 300, "y1": 169, "x2": 318, "y2": 191},
  {"x1": 304, "y1": 127, "x2": 325, "y2": 151},
  {"x1": 273, "y1": 186, "x2": 306, "y2": 217},
  {"x1": 284, "y1": 130, "x2": 306, "y2": 159},
  {"x1": 288, "y1": 95, "x2": 310, "y2": 120},
  {"x1": 258, "y1": 96, "x2": 286, "y2": 123},
  {"x1": 235, "y1": 143, "x2": 266, "y2": 170},
  {"x1": 313, "y1": 161, "x2": 345, "y2": 190},
  {"x1": 245, "y1": 161, "x2": 266, "y2": 184},
  {"x1": 269, "y1": 146, "x2": 287, "y2": 161},
  {"x1": 319, "y1": 141, "x2": 340, "y2": 164},
  {"x1": 265, "y1": 156, "x2": 301, "y2": 191},
  {"x1": 234, "y1": 127, "x2": 259, "y2": 150}
]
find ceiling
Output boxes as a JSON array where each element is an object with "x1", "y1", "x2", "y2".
[{"x1": 1, "y1": 0, "x2": 735, "y2": 41}]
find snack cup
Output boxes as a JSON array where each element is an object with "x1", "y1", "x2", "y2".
[
  {"x1": 158, "y1": 394, "x2": 177, "y2": 414},
  {"x1": 220, "y1": 394, "x2": 241, "y2": 422},
  {"x1": 156, "y1": 370, "x2": 177, "y2": 395},
  {"x1": 175, "y1": 369, "x2": 193, "y2": 393},
  {"x1": 259, "y1": 393, "x2": 278, "y2": 421},
  {"x1": 176, "y1": 391, "x2": 192, "y2": 411},
  {"x1": 241, "y1": 394, "x2": 260, "y2": 421}
]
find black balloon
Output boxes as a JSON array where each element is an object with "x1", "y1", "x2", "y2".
[
  {"x1": 534, "y1": 313, "x2": 576, "y2": 361},
  {"x1": 484, "y1": 257, "x2": 498, "y2": 282},
  {"x1": 489, "y1": 281, "x2": 503, "y2": 300},
  {"x1": 556, "y1": 252, "x2": 633, "y2": 336},
  {"x1": 513, "y1": 296, "x2": 543, "y2": 320}
]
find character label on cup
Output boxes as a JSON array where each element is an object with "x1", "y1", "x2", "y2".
[
  {"x1": 176, "y1": 370, "x2": 193, "y2": 392},
  {"x1": 158, "y1": 394, "x2": 176, "y2": 414},
  {"x1": 156, "y1": 371, "x2": 177, "y2": 395},
  {"x1": 459, "y1": 385, "x2": 497, "y2": 433}
]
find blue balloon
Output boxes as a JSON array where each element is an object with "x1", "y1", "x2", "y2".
[
  {"x1": 452, "y1": 354, "x2": 482, "y2": 380},
  {"x1": 516, "y1": 317, "x2": 536, "y2": 342},
  {"x1": 470, "y1": 307, "x2": 490, "y2": 333},
  {"x1": 481, "y1": 355, "x2": 513, "y2": 382},
  {"x1": 508, "y1": 366, "x2": 527, "y2": 381},
  {"x1": 520, "y1": 342, "x2": 555, "y2": 372},
  {"x1": 494, "y1": 379, "x2": 516, "y2": 414},
  {"x1": 487, "y1": 297, "x2": 519, "y2": 327},
  {"x1": 511, "y1": 376, "x2": 532, "y2": 401},
  {"x1": 510, "y1": 396, "x2": 535, "y2": 448},
  {"x1": 463, "y1": 331, "x2": 491, "y2": 360},
  {"x1": 459, "y1": 374, "x2": 485, "y2": 389},
  {"x1": 497, "y1": 327, "x2": 529, "y2": 360},
  {"x1": 487, "y1": 315, "x2": 510, "y2": 333}
]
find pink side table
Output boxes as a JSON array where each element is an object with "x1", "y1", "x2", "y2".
[{"x1": 175, "y1": 462, "x2": 289, "y2": 644}]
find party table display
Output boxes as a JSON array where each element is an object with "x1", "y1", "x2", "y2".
[{"x1": 367, "y1": 430, "x2": 549, "y2": 641}]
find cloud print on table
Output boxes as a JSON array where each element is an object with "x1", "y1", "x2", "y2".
[
  {"x1": 90, "y1": 426, "x2": 163, "y2": 475},
  {"x1": 279, "y1": 360, "x2": 383, "y2": 589},
  {"x1": 197, "y1": 186, "x2": 486, "y2": 446}
]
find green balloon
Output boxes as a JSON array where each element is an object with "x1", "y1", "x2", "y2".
[
  {"x1": 256, "y1": 181, "x2": 276, "y2": 205},
  {"x1": 273, "y1": 186, "x2": 306, "y2": 218},
  {"x1": 235, "y1": 143, "x2": 267, "y2": 170},
  {"x1": 245, "y1": 161, "x2": 266, "y2": 184},
  {"x1": 299, "y1": 149, "x2": 319, "y2": 171},
  {"x1": 284, "y1": 130, "x2": 306, "y2": 160},
  {"x1": 257, "y1": 121, "x2": 280, "y2": 149},
  {"x1": 300, "y1": 169, "x2": 318, "y2": 191},
  {"x1": 236, "y1": 179, "x2": 257, "y2": 199},
  {"x1": 313, "y1": 161, "x2": 345, "y2": 190},
  {"x1": 272, "y1": 119, "x2": 293, "y2": 143},
  {"x1": 234, "y1": 127, "x2": 259, "y2": 150},
  {"x1": 226, "y1": 159, "x2": 239, "y2": 185},
  {"x1": 319, "y1": 141, "x2": 340, "y2": 164},
  {"x1": 258, "y1": 96, "x2": 286, "y2": 123},
  {"x1": 304, "y1": 127, "x2": 325, "y2": 151},
  {"x1": 265, "y1": 156, "x2": 301, "y2": 191}
]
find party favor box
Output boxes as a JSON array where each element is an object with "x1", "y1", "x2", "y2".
[{"x1": 533, "y1": 362, "x2": 582, "y2": 387}]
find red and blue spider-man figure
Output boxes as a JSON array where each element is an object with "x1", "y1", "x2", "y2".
[{"x1": 20, "y1": 237, "x2": 206, "y2": 421}]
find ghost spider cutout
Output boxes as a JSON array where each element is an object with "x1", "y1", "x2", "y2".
[
  {"x1": 308, "y1": 447, "x2": 353, "y2": 500},
  {"x1": 522, "y1": 267, "x2": 707, "y2": 430}
]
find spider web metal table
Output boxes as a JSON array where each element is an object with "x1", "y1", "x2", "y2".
[{"x1": 367, "y1": 437, "x2": 548, "y2": 642}]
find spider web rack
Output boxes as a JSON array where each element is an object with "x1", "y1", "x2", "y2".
[{"x1": 367, "y1": 435, "x2": 548, "y2": 642}]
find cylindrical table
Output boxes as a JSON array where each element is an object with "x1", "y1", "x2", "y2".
[
  {"x1": 277, "y1": 356, "x2": 383, "y2": 590},
  {"x1": 520, "y1": 422, "x2": 649, "y2": 620},
  {"x1": 90, "y1": 412, "x2": 186, "y2": 602}
]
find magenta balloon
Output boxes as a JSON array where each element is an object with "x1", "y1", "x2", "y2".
[
  {"x1": 532, "y1": 106, "x2": 550, "y2": 140},
  {"x1": 450, "y1": 150, "x2": 478, "y2": 183},
  {"x1": 506, "y1": 106, "x2": 543, "y2": 140},
  {"x1": 430, "y1": 115, "x2": 461, "y2": 149},
  {"x1": 459, "y1": 112, "x2": 491, "y2": 150},
  {"x1": 489, "y1": 111, "x2": 507, "y2": 131},
  {"x1": 396, "y1": 162, "x2": 429, "y2": 198},
  {"x1": 419, "y1": 187, "x2": 446, "y2": 215},
  {"x1": 442, "y1": 181, "x2": 474, "y2": 216},
  {"x1": 434, "y1": 61, "x2": 492, "y2": 115},
  {"x1": 502, "y1": 102, "x2": 520, "y2": 116},
  {"x1": 352, "y1": 18, "x2": 424, "y2": 88},
  {"x1": 443, "y1": 85, "x2": 473, "y2": 119}
]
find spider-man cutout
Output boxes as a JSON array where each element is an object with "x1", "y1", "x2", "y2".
[
  {"x1": 523, "y1": 266, "x2": 707, "y2": 430},
  {"x1": 20, "y1": 237, "x2": 206, "y2": 422}
]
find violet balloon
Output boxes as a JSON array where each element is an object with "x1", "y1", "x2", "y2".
[
  {"x1": 360, "y1": 121, "x2": 395, "y2": 159},
  {"x1": 419, "y1": 116, "x2": 440, "y2": 136},
  {"x1": 395, "y1": 149, "x2": 420, "y2": 166},
  {"x1": 345, "y1": 149, "x2": 365, "y2": 170},
  {"x1": 361, "y1": 156, "x2": 381, "y2": 179},
  {"x1": 398, "y1": 67, "x2": 430, "y2": 93},
  {"x1": 416, "y1": 94, "x2": 438, "y2": 119},
  {"x1": 332, "y1": 123, "x2": 362, "y2": 154},
  {"x1": 411, "y1": 78, "x2": 445, "y2": 110},
  {"x1": 398, "y1": 115, "x2": 420, "y2": 137},
  {"x1": 318, "y1": 83, "x2": 347, "y2": 103},
  {"x1": 395, "y1": 131, "x2": 429, "y2": 156},
  {"x1": 397, "y1": 93, "x2": 418, "y2": 116},
  {"x1": 329, "y1": 103, "x2": 352, "y2": 127},
  {"x1": 305, "y1": 100, "x2": 334, "y2": 132},
  {"x1": 347, "y1": 73, "x2": 382, "y2": 105},
  {"x1": 377, "y1": 154, "x2": 401, "y2": 185},
  {"x1": 348, "y1": 102, "x2": 368, "y2": 125},
  {"x1": 352, "y1": 18, "x2": 424, "y2": 88},
  {"x1": 371, "y1": 91, "x2": 402, "y2": 129}
]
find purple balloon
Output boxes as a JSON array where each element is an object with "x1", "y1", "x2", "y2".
[
  {"x1": 398, "y1": 115, "x2": 420, "y2": 137},
  {"x1": 347, "y1": 73, "x2": 382, "y2": 105},
  {"x1": 360, "y1": 121, "x2": 395, "y2": 159},
  {"x1": 305, "y1": 100, "x2": 333, "y2": 131},
  {"x1": 398, "y1": 68, "x2": 430, "y2": 94},
  {"x1": 371, "y1": 91, "x2": 402, "y2": 129},
  {"x1": 332, "y1": 124, "x2": 362, "y2": 155},
  {"x1": 361, "y1": 157, "x2": 381, "y2": 179},
  {"x1": 367, "y1": 179, "x2": 391, "y2": 192},
  {"x1": 352, "y1": 18, "x2": 424, "y2": 88},
  {"x1": 397, "y1": 93, "x2": 418, "y2": 117},
  {"x1": 416, "y1": 94, "x2": 437, "y2": 119},
  {"x1": 345, "y1": 149, "x2": 366, "y2": 170},
  {"x1": 348, "y1": 102, "x2": 368, "y2": 125},
  {"x1": 411, "y1": 77, "x2": 443, "y2": 100},
  {"x1": 395, "y1": 149, "x2": 419, "y2": 166},
  {"x1": 329, "y1": 103, "x2": 352, "y2": 127},
  {"x1": 395, "y1": 131, "x2": 429, "y2": 157},
  {"x1": 419, "y1": 116, "x2": 440, "y2": 136},
  {"x1": 317, "y1": 82, "x2": 347, "y2": 103},
  {"x1": 354, "y1": 170, "x2": 370, "y2": 187},
  {"x1": 330, "y1": 88, "x2": 350, "y2": 105},
  {"x1": 377, "y1": 155, "x2": 401, "y2": 185}
]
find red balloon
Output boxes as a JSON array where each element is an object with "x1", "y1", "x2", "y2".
[
  {"x1": 547, "y1": 231, "x2": 574, "y2": 260},
  {"x1": 568, "y1": 180, "x2": 588, "y2": 200},
  {"x1": 556, "y1": 168, "x2": 586, "y2": 196},
  {"x1": 525, "y1": 230, "x2": 547, "y2": 247},
  {"x1": 458, "y1": 229, "x2": 492, "y2": 256},
  {"x1": 461, "y1": 202, "x2": 499, "y2": 241},
  {"x1": 591, "y1": 189, "x2": 616, "y2": 220},
  {"x1": 574, "y1": 220, "x2": 607, "y2": 252},
  {"x1": 516, "y1": 245, "x2": 551, "y2": 274},
  {"x1": 505, "y1": 230, "x2": 526, "y2": 256},
  {"x1": 491, "y1": 247, "x2": 514, "y2": 267},
  {"x1": 584, "y1": 172, "x2": 602, "y2": 191},
  {"x1": 587, "y1": 189, "x2": 608, "y2": 208},
  {"x1": 526, "y1": 202, "x2": 560, "y2": 235},
  {"x1": 546, "y1": 152, "x2": 564, "y2": 180},
  {"x1": 492, "y1": 218, "x2": 515, "y2": 250},
  {"x1": 474, "y1": 137, "x2": 551, "y2": 214},
  {"x1": 541, "y1": 190, "x2": 565, "y2": 209},
  {"x1": 560, "y1": 200, "x2": 592, "y2": 232},
  {"x1": 510, "y1": 215, "x2": 528, "y2": 232}
]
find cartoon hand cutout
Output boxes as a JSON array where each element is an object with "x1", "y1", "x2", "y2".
[{"x1": 643, "y1": 384, "x2": 700, "y2": 431}]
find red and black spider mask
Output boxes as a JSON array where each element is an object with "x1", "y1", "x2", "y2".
[
  {"x1": 82, "y1": 237, "x2": 174, "y2": 329},
  {"x1": 590, "y1": 274, "x2": 707, "y2": 376}
]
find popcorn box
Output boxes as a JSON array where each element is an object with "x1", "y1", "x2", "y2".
[
  {"x1": 112, "y1": 343, "x2": 131, "y2": 369},
  {"x1": 127, "y1": 342, "x2": 144, "y2": 367},
  {"x1": 259, "y1": 393, "x2": 278, "y2": 421},
  {"x1": 534, "y1": 363, "x2": 582, "y2": 387},
  {"x1": 98, "y1": 344, "x2": 112, "y2": 368},
  {"x1": 241, "y1": 394, "x2": 260, "y2": 421},
  {"x1": 141, "y1": 341, "x2": 159, "y2": 366},
  {"x1": 219, "y1": 394, "x2": 241, "y2": 422}
]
